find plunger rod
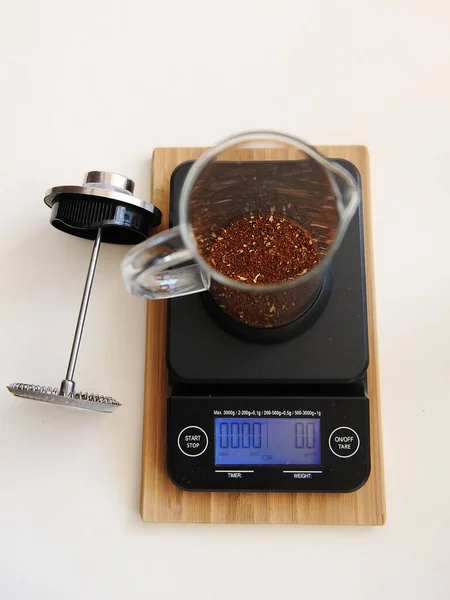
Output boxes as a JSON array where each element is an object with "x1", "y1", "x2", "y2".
[{"x1": 61, "y1": 228, "x2": 102, "y2": 391}]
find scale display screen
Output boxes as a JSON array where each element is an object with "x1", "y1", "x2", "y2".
[{"x1": 214, "y1": 418, "x2": 321, "y2": 466}]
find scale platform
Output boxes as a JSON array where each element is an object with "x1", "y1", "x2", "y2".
[{"x1": 141, "y1": 145, "x2": 386, "y2": 524}]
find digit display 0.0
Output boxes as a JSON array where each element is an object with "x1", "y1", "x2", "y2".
[{"x1": 214, "y1": 418, "x2": 321, "y2": 466}]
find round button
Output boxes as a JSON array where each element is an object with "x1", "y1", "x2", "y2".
[
  {"x1": 177, "y1": 426, "x2": 208, "y2": 457},
  {"x1": 328, "y1": 427, "x2": 360, "y2": 458}
]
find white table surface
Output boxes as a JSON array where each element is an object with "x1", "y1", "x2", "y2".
[{"x1": 1, "y1": 1, "x2": 450, "y2": 598}]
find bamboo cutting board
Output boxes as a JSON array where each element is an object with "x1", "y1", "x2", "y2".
[{"x1": 141, "y1": 145, "x2": 386, "y2": 525}]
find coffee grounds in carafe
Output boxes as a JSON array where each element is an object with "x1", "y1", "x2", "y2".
[
  {"x1": 202, "y1": 215, "x2": 321, "y2": 328},
  {"x1": 205, "y1": 215, "x2": 319, "y2": 284}
]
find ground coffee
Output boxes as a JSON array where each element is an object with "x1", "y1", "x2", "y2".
[
  {"x1": 205, "y1": 214, "x2": 319, "y2": 284},
  {"x1": 203, "y1": 214, "x2": 321, "y2": 328}
]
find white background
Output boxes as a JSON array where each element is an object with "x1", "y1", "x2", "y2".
[{"x1": 1, "y1": 1, "x2": 450, "y2": 598}]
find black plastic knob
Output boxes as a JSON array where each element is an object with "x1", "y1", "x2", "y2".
[{"x1": 44, "y1": 171, "x2": 162, "y2": 245}]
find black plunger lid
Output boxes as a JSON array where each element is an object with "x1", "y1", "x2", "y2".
[{"x1": 44, "y1": 171, "x2": 162, "y2": 245}]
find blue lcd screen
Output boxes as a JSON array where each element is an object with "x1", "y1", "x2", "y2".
[{"x1": 214, "y1": 418, "x2": 321, "y2": 466}]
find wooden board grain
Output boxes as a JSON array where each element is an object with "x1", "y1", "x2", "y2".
[{"x1": 141, "y1": 145, "x2": 386, "y2": 525}]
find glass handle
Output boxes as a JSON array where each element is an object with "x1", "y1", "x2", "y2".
[{"x1": 121, "y1": 226, "x2": 207, "y2": 299}]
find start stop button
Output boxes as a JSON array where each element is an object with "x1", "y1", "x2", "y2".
[
  {"x1": 328, "y1": 426, "x2": 360, "y2": 458},
  {"x1": 177, "y1": 426, "x2": 209, "y2": 457}
]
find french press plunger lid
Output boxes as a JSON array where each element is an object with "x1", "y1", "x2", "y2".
[{"x1": 8, "y1": 171, "x2": 162, "y2": 412}]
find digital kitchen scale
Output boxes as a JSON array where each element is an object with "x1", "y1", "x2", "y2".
[{"x1": 166, "y1": 159, "x2": 370, "y2": 493}]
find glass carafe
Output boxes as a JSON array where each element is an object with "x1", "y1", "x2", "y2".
[{"x1": 121, "y1": 131, "x2": 359, "y2": 330}]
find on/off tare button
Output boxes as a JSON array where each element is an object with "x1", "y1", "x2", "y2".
[
  {"x1": 329, "y1": 427, "x2": 360, "y2": 458},
  {"x1": 177, "y1": 426, "x2": 208, "y2": 457}
]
